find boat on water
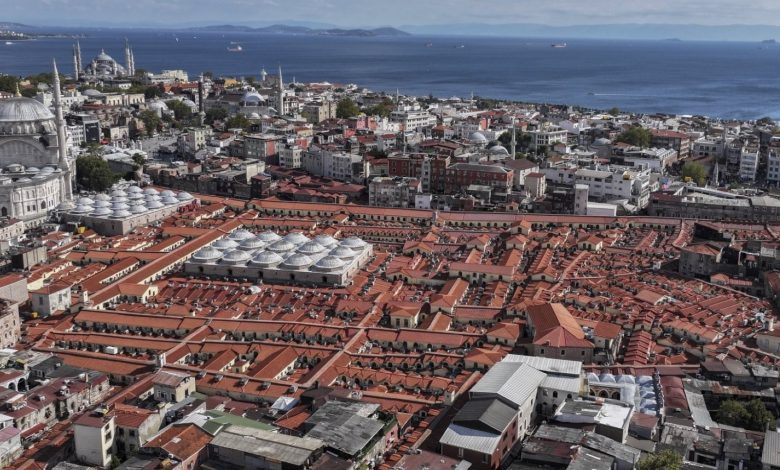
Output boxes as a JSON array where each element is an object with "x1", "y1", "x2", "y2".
[
  {"x1": 425, "y1": 42, "x2": 433, "y2": 47},
  {"x1": 4, "y1": 42, "x2": 13, "y2": 45},
  {"x1": 455, "y1": 44, "x2": 465, "y2": 49},
  {"x1": 551, "y1": 42, "x2": 567, "y2": 48},
  {"x1": 227, "y1": 45, "x2": 243, "y2": 52}
]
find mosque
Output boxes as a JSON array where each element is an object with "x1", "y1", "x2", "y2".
[
  {"x1": 72, "y1": 41, "x2": 136, "y2": 81},
  {"x1": 0, "y1": 60, "x2": 74, "y2": 225}
]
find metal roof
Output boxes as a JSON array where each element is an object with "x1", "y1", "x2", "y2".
[
  {"x1": 503, "y1": 354, "x2": 583, "y2": 377},
  {"x1": 210, "y1": 425, "x2": 323, "y2": 466},
  {"x1": 304, "y1": 401, "x2": 384, "y2": 457},
  {"x1": 440, "y1": 424, "x2": 502, "y2": 454},
  {"x1": 469, "y1": 362, "x2": 545, "y2": 408},
  {"x1": 453, "y1": 398, "x2": 515, "y2": 434},
  {"x1": 762, "y1": 430, "x2": 780, "y2": 466}
]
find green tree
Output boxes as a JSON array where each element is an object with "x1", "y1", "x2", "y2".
[
  {"x1": 608, "y1": 107, "x2": 620, "y2": 116},
  {"x1": 717, "y1": 399, "x2": 774, "y2": 431},
  {"x1": 616, "y1": 126, "x2": 653, "y2": 147},
  {"x1": 682, "y1": 161, "x2": 707, "y2": 186},
  {"x1": 205, "y1": 107, "x2": 228, "y2": 125},
  {"x1": 336, "y1": 97, "x2": 360, "y2": 119},
  {"x1": 225, "y1": 113, "x2": 250, "y2": 130},
  {"x1": 0, "y1": 76, "x2": 18, "y2": 94},
  {"x1": 75, "y1": 152, "x2": 120, "y2": 192},
  {"x1": 165, "y1": 100, "x2": 193, "y2": 121},
  {"x1": 636, "y1": 449, "x2": 682, "y2": 470},
  {"x1": 138, "y1": 110, "x2": 161, "y2": 136},
  {"x1": 144, "y1": 86, "x2": 163, "y2": 99},
  {"x1": 368, "y1": 97, "x2": 395, "y2": 118}
]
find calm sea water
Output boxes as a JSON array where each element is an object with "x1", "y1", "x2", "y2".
[{"x1": 2, "y1": 30, "x2": 780, "y2": 119}]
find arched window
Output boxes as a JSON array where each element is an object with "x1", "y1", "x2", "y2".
[{"x1": 0, "y1": 207, "x2": 7, "y2": 217}]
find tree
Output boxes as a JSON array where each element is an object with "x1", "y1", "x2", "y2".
[
  {"x1": 165, "y1": 100, "x2": 193, "y2": 121},
  {"x1": 682, "y1": 161, "x2": 707, "y2": 186},
  {"x1": 368, "y1": 97, "x2": 395, "y2": 118},
  {"x1": 225, "y1": 113, "x2": 250, "y2": 130},
  {"x1": 75, "y1": 153, "x2": 120, "y2": 192},
  {"x1": 138, "y1": 110, "x2": 161, "y2": 136},
  {"x1": 716, "y1": 399, "x2": 774, "y2": 431},
  {"x1": 144, "y1": 86, "x2": 163, "y2": 99},
  {"x1": 205, "y1": 107, "x2": 228, "y2": 125},
  {"x1": 336, "y1": 97, "x2": 360, "y2": 119},
  {"x1": 636, "y1": 449, "x2": 682, "y2": 470},
  {"x1": 0, "y1": 76, "x2": 18, "y2": 94},
  {"x1": 616, "y1": 126, "x2": 653, "y2": 148},
  {"x1": 608, "y1": 107, "x2": 620, "y2": 116}
]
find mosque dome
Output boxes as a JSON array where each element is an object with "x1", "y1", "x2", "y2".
[
  {"x1": 228, "y1": 229, "x2": 255, "y2": 241},
  {"x1": 469, "y1": 131, "x2": 488, "y2": 143},
  {"x1": 329, "y1": 246, "x2": 356, "y2": 259},
  {"x1": 82, "y1": 89, "x2": 104, "y2": 98},
  {"x1": 313, "y1": 256, "x2": 346, "y2": 271},
  {"x1": 282, "y1": 253, "x2": 313, "y2": 268},
  {"x1": 192, "y1": 247, "x2": 223, "y2": 263},
  {"x1": 96, "y1": 50, "x2": 115, "y2": 62},
  {"x1": 489, "y1": 145, "x2": 509, "y2": 155},
  {"x1": 256, "y1": 231, "x2": 282, "y2": 243},
  {"x1": 0, "y1": 97, "x2": 56, "y2": 135},
  {"x1": 212, "y1": 239, "x2": 240, "y2": 251},
  {"x1": 221, "y1": 249, "x2": 251, "y2": 265},
  {"x1": 250, "y1": 251, "x2": 283, "y2": 267},
  {"x1": 283, "y1": 232, "x2": 310, "y2": 246},
  {"x1": 238, "y1": 237, "x2": 266, "y2": 251},
  {"x1": 313, "y1": 234, "x2": 338, "y2": 248},
  {"x1": 339, "y1": 236, "x2": 367, "y2": 250},
  {"x1": 297, "y1": 241, "x2": 326, "y2": 255}
]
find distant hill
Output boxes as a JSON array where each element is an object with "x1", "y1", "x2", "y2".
[
  {"x1": 187, "y1": 24, "x2": 410, "y2": 37},
  {"x1": 0, "y1": 22, "x2": 35, "y2": 30}
]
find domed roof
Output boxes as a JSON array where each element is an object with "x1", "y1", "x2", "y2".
[
  {"x1": 313, "y1": 256, "x2": 346, "y2": 271},
  {"x1": 110, "y1": 209, "x2": 132, "y2": 218},
  {"x1": 95, "y1": 193, "x2": 111, "y2": 202},
  {"x1": 93, "y1": 200, "x2": 111, "y2": 208},
  {"x1": 594, "y1": 138, "x2": 612, "y2": 145},
  {"x1": 313, "y1": 234, "x2": 338, "y2": 247},
  {"x1": 283, "y1": 232, "x2": 310, "y2": 245},
  {"x1": 599, "y1": 373, "x2": 616, "y2": 383},
  {"x1": 177, "y1": 192, "x2": 194, "y2": 201},
  {"x1": 96, "y1": 50, "x2": 114, "y2": 61},
  {"x1": 221, "y1": 249, "x2": 251, "y2": 263},
  {"x1": 586, "y1": 372, "x2": 600, "y2": 383},
  {"x1": 339, "y1": 236, "x2": 367, "y2": 249},
  {"x1": 212, "y1": 239, "x2": 239, "y2": 251},
  {"x1": 148, "y1": 101, "x2": 168, "y2": 111},
  {"x1": 250, "y1": 250, "x2": 283, "y2": 266},
  {"x1": 283, "y1": 253, "x2": 313, "y2": 268},
  {"x1": 130, "y1": 204, "x2": 148, "y2": 214},
  {"x1": 617, "y1": 375, "x2": 635, "y2": 384},
  {"x1": 228, "y1": 229, "x2": 255, "y2": 241},
  {"x1": 241, "y1": 91, "x2": 265, "y2": 104},
  {"x1": 71, "y1": 204, "x2": 92, "y2": 214},
  {"x1": 159, "y1": 190, "x2": 176, "y2": 198},
  {"x1": 127, "y1": 185, "x2": 143, "y2": 194},
  {"x1": 256, "y1": 231, "x2": 282, "y2": 243},
  {"x1": 82, "y1": 89, "x2": 104, "y2": 97},
  {"x1": 128, "y1": 192, "x2": 145, "y2": 200},
  {"x1": 90, "y1": 207, "x2": 112, "y2": 216},
  {"x1": 110, "y1": 202, "x2": 129, "y2": 211},
  {"x1": 0, "y1": 97, "x2": 54, "y2": 123},
  {"x1": 146, "y1": 200, "x2": 164, "y2": 209},
  {"x1": 238, "y1": 237, "x2": 266, "y2": 251},
  {"x1": 192, "y1": 247, "x2": 223, "y2": 262},
  {"x1": 329, "y1": 246, "x2": 356, "y2": 259},
  {"x1": 111, "y1": 189, "x2": 127, "y2": 197},
  {"x1": 77, "y1": 197, "x2": 95, "y2": 206},
  {"x1": 469, "y1": 131, "x2": 488, "y2": 143},
  {"x1": 267, "y1": 239, "x2": 295, "y2": 253},
  {"x1": 489, "y1": 145, "x2": 509, "y2": 155},
  {"x1": 160, "y1": 196, "x2": 179, "y2": 205},
  {"x1": 297, "y1": 241, "x2": 326, "y2": 255},
  {"x1": 143, "y1": 188, "x2": 159, "y2": 196},
  {"x1": 26, "y1": 166, "x2": 40, "y2": 173}
]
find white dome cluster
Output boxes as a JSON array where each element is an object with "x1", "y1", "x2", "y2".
[{"x1": 65, "y1": 185, "x2": 196, "y2": 219}]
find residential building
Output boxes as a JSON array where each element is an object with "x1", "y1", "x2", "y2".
[
  {"x1": 651, "y1": 129, "x2": 691, "y2": 159},
  {"x1": 368, "y1": 176, "x2": 420, "y2": 208},
  {"x1": 30, "y1": 281, "x2": 72, "y2": 316},
  {"x1": 739, "y1": 146, "x2": 759, "y2": 182},
  {"x1": 74, "y1": 411, "x2": 115, "y2": 468}
]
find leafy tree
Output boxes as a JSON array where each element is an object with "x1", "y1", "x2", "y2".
[
  {"x1": 225, "y1": 113, "x2": 250, "y2": 130},
  {"x1": 757, "y1": 116, "x2": 775, "y2": 126},
  {"x1": 138, "y1": 110, "x2": 161, "y2": 136},
  {"x1": 203, "y1": 71, "x2": 214, "y2": 79},
  {"x1": 368, "y1": 97, "x2": 396, "y2": 118},
  {"x1": 336, "y1": 97, "x2": 360, "y2": 119},
  {"x1": 616, "y1": 126, "x2": 653, "y2": 148},
  {"x1": 0, "y1": 76, "x2": 18, "y2": 94},
  {"x1": 636, "y1": 449, "x2": 682, "y2": 470},
  {"x1": 144, "y1": 86, "x2": 163, "y2": 99},
  {"x1": 682, "y1": 161, "x2": 707, "y2": 186},
  {"x1": 608, "y1": 107, "x2": 620, "y2": 116},
  {"x1": 205, "y1": 107, "x2": 228, "y2": 125},
  {"x1": 165, "y1": 100, "x2": 193, "y2": 121},
  {"x1": 716, "y1": 399, "x2": 774, "y2": 431},
  {"x1": 76, "y1": 153, "x2": 120, "y2": 192}
]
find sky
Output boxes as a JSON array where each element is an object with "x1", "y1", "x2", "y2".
[{"x1": 5, "y1": 0, "x2": 780, "y2": 28}]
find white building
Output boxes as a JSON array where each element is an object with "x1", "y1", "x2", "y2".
[
  {"x1": 390, "y1": 108, "x2": 437, "y2": 131},
  {"x1": 30, "y1": 281, "x2": 71, "y2": 316},
  {"x1": 185, "y1": 230, "x2": 373, "y2": 287},
  {"x1": 543, "y1": 166, "x2": 654, "y2": 210},
  {"x1": 279, "y1": 145, "x2": 303, "y2": 169},
  {"x1": 528, "y1": 125, "x2": 567, "y2": 151},
  {"x1": 74, "y1": 412, "x2": 115, "y2": 467},
  {"x1": 739, "y1": 146, "x2": 759, "y2": 182},
  {"x1": 0, "y1": 64, "x2": 74, "y2": 225},
  {"x1": 301, "y1": 148, "x2": 368, "y2": 183},
  {"x1": 768, "y1": 149, "x2": 780, "y2": 185}
]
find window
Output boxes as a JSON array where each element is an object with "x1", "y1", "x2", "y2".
[
  {"x1": 482, "y1": 454, "x2": 489, "y2": 464},
  {"x1": 457, "y1": 448, "x2": 464, "y2": 458}
]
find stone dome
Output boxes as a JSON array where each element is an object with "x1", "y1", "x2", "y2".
[
  {"x1": 212, "y1": 239, "x2": 240, "y2": 251},
  {"x1": 192, "y1": 247, "x2": 223, "y2": 263},
  {"x1": 160, "y1": 196, "x2": 179, "y2": 205},
  {"x1": 267, "y1": 239, "x2": 295, "y2": 253},
  {"x1": 283, "y1": 232, "x2": 310, "y2": 246},
  {"x1": 0, "y1": 98, "x2": 56, "y2": 136},
  {"x1": 282, "y1": 253, "x2": 313, "y2": 268},
  {"x1": 146, "y1": 200, "x2": 164, "y2": 209},
  {"x1": 256, "y1": 231, "x2": 282, "y2": 243},
  {"x1": 228, "y1": 229, "x2": 255, "y2": 241},
  {"x1": 339, "y1": 236, "x2": 367, "y2": 250},
  {"x1": 95, "y1": 193, "x2": 111, "y2": 202},
  {"x1": 82, "y1": 89, "x2": 104, "y2": 98},
  {"x1": 238, "y1": 237, "x2": 266, "y2": 251},
  {"x1": 90, "y1": 207, "x2": 112, "y2": 216},
  {"x1": 159, "y1": 190, "x2": 176, "y2": 198},
  {"x1": 110, "y1": 209, "x2": 132, "y2": 218},
  {"x1": 221, "y1": 249, "x2": 251, "y2": 265},
  {"x1": 250, "y1": 251, "x2": 283, "y2": 266},
  {"x1": 297, "y1": 241, "x2": 326, "y2": 255},
  {"x1": 143, "y1": 188, "x2": 159, "y2": 196},
  {"x1": 489, "y1": 145, "x2": 509, "y2": 155},
  {"x1": 313, "y1": 234, "x2": 338, "y2": 247},
  {"x1": 130, "y1": 204, "x2": 148, "y2": 214},
  {"x1": 469, "y1": 131, "x2": 488, "y2": 143},
  {"x1": 77, "y1": 197, "x2": 95, "y2": 206},
  {"x1": 127, "y1": 185, "x2": 143, "y2": 194},
  {"x1": 313, "y1": 256, "x2": 346, "y2": 271},
  {"x1": 177, "y1": 192, "x2": 194, "y2": 201},
  {"x1": 329, "y1": 246, "x2": 356, "y2": 259}
]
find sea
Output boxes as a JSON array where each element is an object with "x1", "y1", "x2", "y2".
[{"x1": 2, "y1": 29, "x2": 780, "y2": 120}]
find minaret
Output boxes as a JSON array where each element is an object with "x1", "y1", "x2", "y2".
[
  {"x1": 510, "y1": 115, "x2": 517, "y2": 159},
  {"x1": 129, "y1": 47, "x2": 136, "y2": 76},
  {"x1": 125, "y1": 39, "x2": 131, "y2": 76},
  {"x1": 14, "y1": 82, "x2": 21, "y2": 97},
  {"x1": 72, "y1": 44, "x2": 80, "y2": 81},
  {"x1": 260, "y1": 67, "x2": 267, "y2": 83},
  {"x1": 75, "y1": 41, "x2": 82, "y2": 73},
  {"x1": 277, "y1": 66, "x2": 284, "y2": 115},
  {"x1": 52, "y1": 59, "x2": 72, "y2": 200}
]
